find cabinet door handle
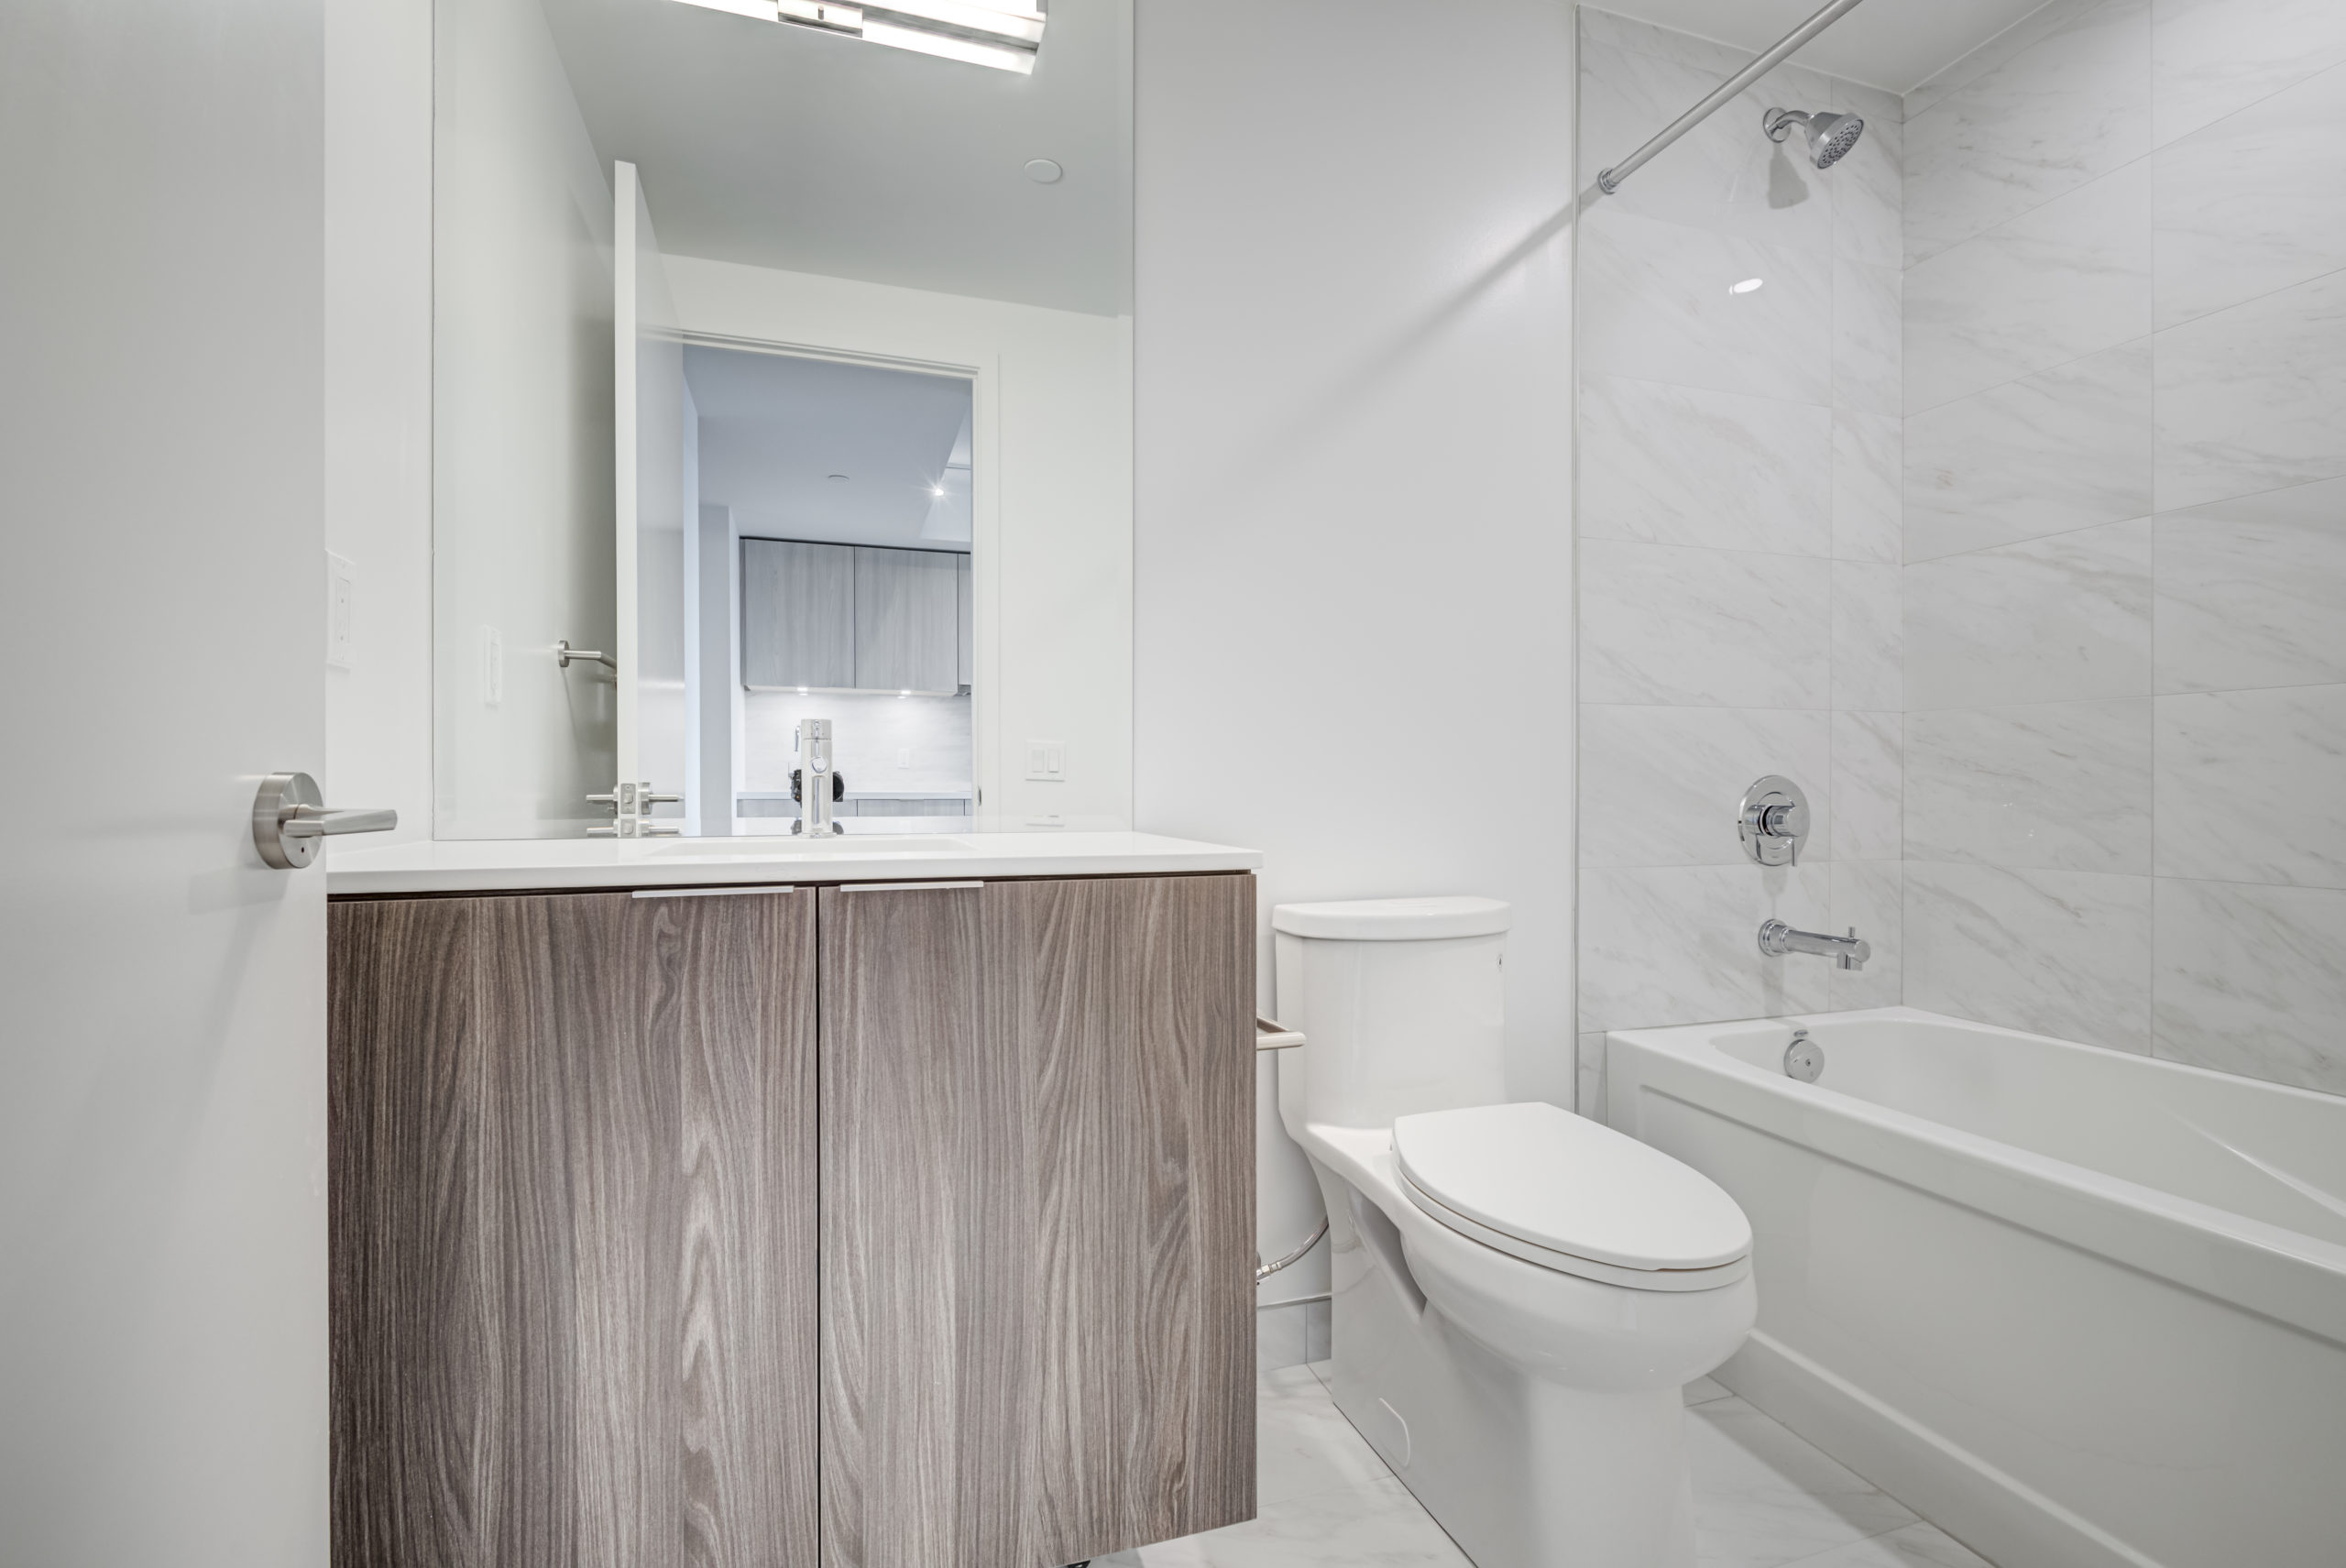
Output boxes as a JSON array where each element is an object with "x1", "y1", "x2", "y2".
[{"x1": 837, "y1": 881, "x2": 984, "y2": 893}]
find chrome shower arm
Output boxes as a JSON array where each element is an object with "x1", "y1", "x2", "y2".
[{"x1": 1595, "y1": 0, "x2": 1870, "y2": 195}]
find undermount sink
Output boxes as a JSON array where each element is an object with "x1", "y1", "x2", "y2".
[{"x1": 651, "y1": 834, "x2": 975, "y2": 856}]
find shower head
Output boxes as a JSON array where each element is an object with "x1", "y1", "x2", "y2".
[{"x1": 1763, "y1": 106, "x2": 1865, "y2": 170}]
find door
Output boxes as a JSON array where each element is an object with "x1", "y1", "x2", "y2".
[
  {"x1": 0, "y1": 2, "x2": 329, "y2": 1563},
  {"x1": 817, "y1": 875, "x2": 1256, "y2": 1568},
  {"x1": 852, "y1": 545, "x2": 960, "y2": 694},
  {"x1": 329, "y1": 888, "x2": 821, "y2": 1568},
  {"x1": 616, "y1": 160, "x2": 689, "y2": 821},
  {"x1": 742, "y1": 538, "x2": 857, "y2": 690}
]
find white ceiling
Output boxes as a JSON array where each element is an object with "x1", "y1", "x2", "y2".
[
  {"x1": 540, "y1": 0, "x2": 1131, "y2": 316},
  {"x1": 687, "y1": 345, "x2": 974, "y2": 550},
  {"x1": 1587, "y1": 0, "x2": 2054, "y2": 93}
]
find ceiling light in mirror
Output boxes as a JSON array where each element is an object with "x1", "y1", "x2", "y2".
[{"x1": 675, "y1": 0, "x2": 1047, "y2": 74}]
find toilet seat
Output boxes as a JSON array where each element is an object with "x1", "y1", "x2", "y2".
[{"x1": 1393, "y1": 1102, "x2": 1752, "y2": 1292}]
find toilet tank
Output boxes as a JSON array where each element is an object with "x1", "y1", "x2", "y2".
[{"x1": 1272, "y1": 896, "x2": 1510, "y2": 1135}]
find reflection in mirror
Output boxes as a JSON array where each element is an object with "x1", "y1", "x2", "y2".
[{"x1": 432, "y1": 0, "x2": 1132, "y2": 839}]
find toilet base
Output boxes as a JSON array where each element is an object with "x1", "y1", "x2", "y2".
[{"x1": 1311, "y1": 1166, "x2": 1706, "y2": 1568}]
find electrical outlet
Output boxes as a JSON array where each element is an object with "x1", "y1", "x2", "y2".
[
  {"x1": 1025, "y1": 740, "x2": 1066, "y2": 782},
  {"x1": 326, "y1": 552, "x2": 356, "y2": 669}
]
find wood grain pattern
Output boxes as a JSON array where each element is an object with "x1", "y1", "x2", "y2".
[
  {"x1": 817, "y1": 873, "x2": 1256, "y2": 1568},
  {"x1": 852, "y1": 545, "x2": 959, "y2": 693},
  {"x1": 742, "y1": 539, "x2": 856, "y2": 690},
  {"x1": 332, "y1": 888, "x2": 819, "y2": 1568}
]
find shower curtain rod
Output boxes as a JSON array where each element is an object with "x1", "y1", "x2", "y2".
[{"x1": 1595, "y1": 0, "x2": 1870, "y2": 195}]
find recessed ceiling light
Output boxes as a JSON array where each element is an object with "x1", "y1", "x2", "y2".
[
  {"x1": 1024, "y1": 158, "x2": 1064, "y2": 184},
  {"x1": 672, "y1": 0, "x2": 1046, "y2": 74},
  {"x1": 1729, "y1": 278, "x2": 1764, "y2": 295},
  {"x1": 931, "y1": 485, "x2": 947, "y2": 497}
]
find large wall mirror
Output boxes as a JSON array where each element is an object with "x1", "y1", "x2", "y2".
[{"x1": 432, "y1": 0, "x2": 1133, "y2": 839}]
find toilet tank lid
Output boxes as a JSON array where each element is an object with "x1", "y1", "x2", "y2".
[{"x1": 1272, "y1": 896, "x2": 1511, "y2": 940}]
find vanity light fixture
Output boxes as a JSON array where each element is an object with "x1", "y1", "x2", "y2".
[
  {"x1": 673, "y1": 0, "x2": 1046, "y2": 74},
  {"x1": 1729, "y1": 278, "x2": 1764, "y2": 294}
]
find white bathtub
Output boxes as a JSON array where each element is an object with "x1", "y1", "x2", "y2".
[{"x1": 1605, "y1": 1006, "x2": 2346, "y2": 1568}]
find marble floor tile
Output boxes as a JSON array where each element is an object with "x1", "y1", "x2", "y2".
[
  {"x1": 1579, "y1": 705, "x2": 1833, "y2": 869},
  {"x1": 1831, "y1": 710, "x2": 1902, "y2": 862},
  {"x1": 1687, "y1": 1397, "x2": 1921, "y2": 1568},
  {"x1": 1579, "y1": 374, "x2": 1833, "y2": 554},
  {"x1": 2150, "y1": 0, "x2": 2346, "y2": 148},
  {"x1": 1905, "y1": 698, "x2": 2154, "y2": 874},
  {"x1": 1790, "y1": 1521, "x2": 1997, "y2": 1568},
  {"x1": 1902, "y1": 338, "x2": 2153, "y2": 562},
  {"x1": 2154, "y1": 267, "x2": 2346, "y2": 513},
  {"x1": 1905, "y1": 861, "x2": 2154, "y2": 1053},
  {"x1": 1578, "y1": 209, "x2": 1835, "y2": 404},
  {"x1": 1582, "y1": 541, "x2": 1833, "y2": 709},
  {"x1": 2154, "y1": 685, "x2": 2346, "y2": 888},
  {"x1": 2153, "y1": 877, "x2": 2346, "y2": 1095},
  {"x1": 1903, "y1": 0, "x2": 2151, "y2": 266},
  {"x1": 1833, "y1": 410, "x2": 1902, "y2": 564},
  {"x1": 1684, "y1": 1375, "x2": 1736, "y2": 1407},
  {"x1": 1903, "y1": 161, "x2": 2153, "y2": 415},
  {"x1": 1579, "y1": 861, "x2": 1834, "y2": 1031},
  {"x1": 2154, "y1": 475, "x2": 2346, "y2": 694},
  {"x1": 1833, "y1": 258, "x2": 1902, "y2": 417},
  {"x1": 1112, "y1": 1474, "x2": 1475, "y2": 1567},
  {"x1": 1256, "y1": 1364, "x2": 1394, "y2": 1508},
  {"x1": 1903, "y1": 519, "x2": 2153, "y2": 711},
  {"x1": 2154, "y1": 62, "x2": 2346, "y2": 329}
]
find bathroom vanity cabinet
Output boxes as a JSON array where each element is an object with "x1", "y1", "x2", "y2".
[{"x1": 328, "y1": 871, "x2": 1255, "y2": 1568}]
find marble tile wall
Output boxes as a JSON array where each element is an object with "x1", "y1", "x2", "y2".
[
  {"x1": 1575, "y1": 10, "x2": 1904, "y2": 1092},
  {"x1": 1900, "y1": 0, "x2": 2346, "y2": 1092}
]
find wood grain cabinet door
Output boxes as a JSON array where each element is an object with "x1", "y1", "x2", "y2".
[
  {"x1": 817, "y1": 873, "x2": 1256, "y2": 1568},
  {"x1": 330, "y1": 887, "x2": 820, "y2": 1568}
]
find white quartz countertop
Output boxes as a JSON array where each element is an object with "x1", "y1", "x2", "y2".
[{"x1": 326, "y1": 831, "x2": 1263, "y2": 895}]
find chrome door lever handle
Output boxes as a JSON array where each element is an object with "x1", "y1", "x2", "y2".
[{"x1": 253, "y1": 772, "x2": 398, "y2": 869}]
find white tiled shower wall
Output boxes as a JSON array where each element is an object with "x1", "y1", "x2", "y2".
[
  {"x1": 1574, "y1": 9, "x2": 1905, "y2": 1107},
  {"x1": 1898, "y1": 0, "x2": 2346, "y2": 1093}
]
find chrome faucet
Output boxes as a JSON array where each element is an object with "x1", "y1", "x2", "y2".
[
  {"x1": 794, "y1": 718, "x2": 845, "y2": 837},
  {"x1": 1758, "y1": 919, "x2": 1869, "y2": 970}
]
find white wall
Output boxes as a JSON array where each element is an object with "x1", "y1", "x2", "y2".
[
  {"x1": 1573, "y1": 11, "x2": 1906, "y2": 1113},
  {"x1": 667, "y1": 257, "x2": 1135, "y2": 833},
  {"x1": 431, "y1": 0, "x2": 619, "y2": 839},
  {"x1": 1133, "y1": 0, "x2": 1579, "y2": 1312}
]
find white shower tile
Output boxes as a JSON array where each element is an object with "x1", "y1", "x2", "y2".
[
  {"x1": 1830, "y1": 86, "x2": 1903, "y2": 270},
  {"x1": 2154, "y1": 475, "x2": 2346, "y2": 693},
  {"x1": 1833, "y1": 258, "x2": 1902, "y2": 415},
  {"x1": 1578, "y1": 1031, "x2": 1608, "y2": 1120},
  {"x1": 2154, "y1": 64, "x2": 2346, "y2": 329},
  {"x1": 1903, "y1": 0, "x2": 2153, "y2": 265},
  {"x1": 1903, "y1": 337, "x2": 2154, "y2": 562},
  {"x1": 1904, "y1": 519, "x2": 2153, "y2": 711},
  {"x1": 2150, "y1": 0, "x2": 2346, "y2": 147},
  {"x1": 1579, "y1": 706, "x2": 1832, "y2": 868},
  {"x1": 1829, "y1": 860, "x2": 1903, "y2": 1012},
  {"x1": 1579, "y1": 210, "x2": 1835, "y2": 403},
  {"x1": 1581, "y1": 541, "x2": 1832, "y2": 708},
  {"x1": 2154, "y1": 267, "x2": 2346, "y2": 512},
  {"x1": 1579, "y1": 863, "x2": 1833, "y2": 1030},
  {"x1": 1830, "y1": 560, "x2": 1902, "y2": 710},
  {"x1": 1577, "y1": 36, "x2": 1837, "y2": 250},
  {"x1": 1578, "y1": 8, "x2": 1770, "y2": 78},
  {"x1": 2153, "y1": 878, "x2": 2346, "y2": 1095},
  {"x1": 1903, "y1": 161, "x2": 2154, "y2": 414},
  {"x1": 1904, "y1": 0, "x2": 2109, "y2": 119},
  {"x1": 1905, "y1": 861, "x2": 2154, "y2": 1053},
  {"x1": 1832, "y1": 709, "x2": 1902, "y2": 861},
  {"x1": 2154, "y1": 686, "x2": 2346, "y2": 887},
  {"x1": 1905, "y1": 698, "x2": 2154, "y2": 873},
  {"x1": 1832, "y1": 409, "x2": 1902, "y2": 563},
  {"x1": 1578, "y1": 375, "x2": 1832, "y2": 554},
  {"x1": 1256, "y1": 1303, "x2": 1309, "y2": 1373}
]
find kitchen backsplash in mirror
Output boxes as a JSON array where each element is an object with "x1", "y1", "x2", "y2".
[{"x1": 432, "y1": 0, "x2": 1134, "y2": 839}]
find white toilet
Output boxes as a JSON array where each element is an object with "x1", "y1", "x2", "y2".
[{"x1": 1274, "y1": 895, "x2": 1755, "y2": 1568}]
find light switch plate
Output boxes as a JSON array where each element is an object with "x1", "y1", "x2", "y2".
[
  {"x1": 326, "y1": 552, "x2": 356, "y2": 669},
  {"x1": 1025, "y1": 740, "x2": 1066, "y2": 781}
]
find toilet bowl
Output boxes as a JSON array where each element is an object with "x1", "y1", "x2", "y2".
[{"x1": 1273, "y1": 896, "x2": 1755, "y2": 1568}]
